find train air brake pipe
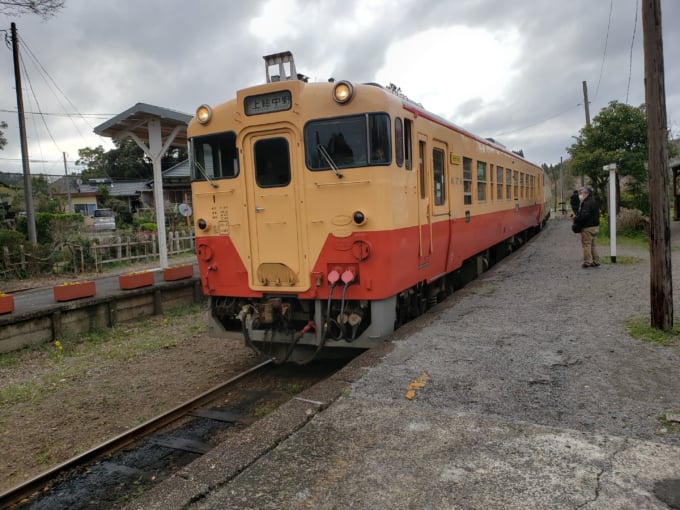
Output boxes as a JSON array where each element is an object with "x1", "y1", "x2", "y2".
[
  {"x1": 338, "y1": 268, "x2": 356, "y2": 332},
  {"x1": 324, "y1": 270, "x2": 341, "y2": 340},
  {"x1": 238, "y1": 305, "x2": 264, "y2": 357}
]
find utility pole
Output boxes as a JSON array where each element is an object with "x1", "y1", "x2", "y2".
[
  {"x1": 11, "y1": 22, "x2": 37, "y2": 244},
  {"x1": 63, "y1": 152, "x2": 72, "y2": 212},
  {"x1": 642, "y1": 0, "x2": 673, "y2": 330},
  {"x1": 582, "y1": 80, "x2": 591, "y2": 127},
  {"x1": 581, "y1": 81, "x2": 591, "y2": 188}
]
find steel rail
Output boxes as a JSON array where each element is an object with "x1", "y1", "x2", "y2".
[{"x1": 0, "y1": 358, "x2": 275, "y2": 509}]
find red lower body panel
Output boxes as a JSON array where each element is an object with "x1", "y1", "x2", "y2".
[{"x1": 196, "y1": 205, "x2": 541, "y2": 301}]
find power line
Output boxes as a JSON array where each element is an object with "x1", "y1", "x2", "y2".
[
  {"x1": 593, "y1": 0, "x2": 613, "y2": 100},
  {"x1": 18, "y1": 46, "x2": 62, "y2": 153},
  {"x1": 626, "y1": 0, "x2": 639, "y2": 104},
  {"x1": 491, "y1": 103, "x2": 582, "y2": 138},
  {"x1": 0, "y1": 108, "x2": 113, "y2": 118},
  {"x1": 18, "y1": 33, "x2": 92, "y2": 143}
]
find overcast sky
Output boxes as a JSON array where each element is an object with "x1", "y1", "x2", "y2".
[{"x1": 1, "y1": 0, "x2": 678, "y2": 176}]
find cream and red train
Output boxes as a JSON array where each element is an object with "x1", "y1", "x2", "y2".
[{"x1": 188, "y1": 52, "x2": 546, "y2": 363}]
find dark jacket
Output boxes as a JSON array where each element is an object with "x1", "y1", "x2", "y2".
[
  {"x1": 570, "y1": 191, "x2": 580, "y2": 214},
  {"x1": 574, "y1": 195, "x2": 599, "y2": 229}
]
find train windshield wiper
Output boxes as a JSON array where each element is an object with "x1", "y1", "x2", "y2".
[
  {"x1": 193, "y1": 160, "x2": 219, "y2": 188},
  {"x1": 317, "y1": 144, "x2": 344, "y2": 179}
]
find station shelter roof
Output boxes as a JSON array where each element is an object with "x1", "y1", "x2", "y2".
[{"x1": 94, "y1": 103, "x2": 192, "y2": 147}]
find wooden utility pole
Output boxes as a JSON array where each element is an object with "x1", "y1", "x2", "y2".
[
  {"x1": 582, "y1": 81, "x2": 591, "y2": 127},
  {"x1": 581, "y1": 81, "x2": 590, "y2": 187},
  {"x1": 642, "y1": 0, "x2": 673, "y2": 330},
  {"x1": 11, "y1": 22, "x2": 37, "y2": 244}
]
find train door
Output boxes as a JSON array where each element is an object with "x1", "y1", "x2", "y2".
[
  {"x1": 417, "y1": 135, "x2": 432, "y2": 266},
  {"x1": 243, "y1": 130, "x2": 308, "y2": 291}
]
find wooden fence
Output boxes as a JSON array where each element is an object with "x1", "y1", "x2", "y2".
[{"x1": 1, "y1": 231, "x2": 195, "y2": 279}]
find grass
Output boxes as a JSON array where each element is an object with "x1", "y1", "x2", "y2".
[
  {"x1": 252, "y1": 403, "x2": 276, "y2": 417},
  {"x1": 598, "y1": 255, "x2": 643, "y2": 265},
  {"x1": 625, "y1": 316, "x2": 680, "y2": 346},
  {"x1": 0, "y1": 304, "x2": 206, "y2": 407},
  {"x1": 286, "y1": 383, "x2": 303, "y2": 395},
  {"x1": 658, "y1": 413, "x2": 680, "y2": 432}
]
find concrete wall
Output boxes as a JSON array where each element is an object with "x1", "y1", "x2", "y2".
[{"x1": 0, "y1": 280, "x2": 204, "y2": 354}]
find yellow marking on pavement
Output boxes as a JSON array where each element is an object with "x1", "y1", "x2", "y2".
[{"x1": 405, "y1": 372, "x2": 430, "y2": 400}]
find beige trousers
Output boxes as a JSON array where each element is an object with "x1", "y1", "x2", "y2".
[{"x1": 580, "y1": 226, "x2": 600, "y2": 265}]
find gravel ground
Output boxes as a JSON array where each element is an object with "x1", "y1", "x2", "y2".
[{"x1": 354, "y1": 216, "x2": 680, "y2": 445}]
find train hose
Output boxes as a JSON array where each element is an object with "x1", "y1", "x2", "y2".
[{"x1": 239, "y1": 305, "x2": 265, "y2": 357}]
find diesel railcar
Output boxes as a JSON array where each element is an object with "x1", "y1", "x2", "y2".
[{"x1": 188, "y1": 52, "x2": 545, "y2": 363}]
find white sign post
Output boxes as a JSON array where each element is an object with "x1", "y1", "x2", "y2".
[{"x1": 603, "y1": 164, "x2": 617, "y2": 263}]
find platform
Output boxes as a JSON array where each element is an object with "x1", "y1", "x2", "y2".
[{"x1": 116, "y1": 218, "x2": 680, "y2": 508}]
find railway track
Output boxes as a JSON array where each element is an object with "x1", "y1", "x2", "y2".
[{"x1": 1, "y1": 357, "x2": 334, "y2": 509}]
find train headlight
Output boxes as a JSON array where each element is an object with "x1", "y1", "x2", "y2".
[
  {"x1": 196, "y1": 104, "x2": 212, "y2": 124},
  {"x1": 353, "y1": 211, "x2": 366, "y2": 225},
  {"x1": 333, "y1": 81, "x2": 354, "y2": 104},
  {"x1": 197, "y1": 218, "x2": 208, "y2": 230}
]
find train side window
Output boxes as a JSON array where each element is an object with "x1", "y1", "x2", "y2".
[
  {"x1": 489, "y1": 164, "x2": 494, "y2": 201},
  {"x1": 463, "y1": 157, "x2": 472, "y2": 205},
  {"x1": 191, "y1": 131, "x2": 239, "y2": 180},
  {"x1": 395, "y1": 117, "x2": 404, "y2": 167},
  {"x1": 254, "y1": 137, "x2": 291, "y2": 188},
  {"x1": 496, "y1": 166, "x2": 504, "y2": 200},
  {"x1": 513, "y1": 171, "x2": 518, "y2": 200},
  {"x1": 477, "y1": 161, "x2": 487, "y2": 202},
  {"x1": 433, "y1": 148, "x2": 445, "y2": 205},
  {"x1": 519, "y1": 173, "x2": 524, "y2": 199},
  {"x1": 505, "y1": 168, "x2": 511, "y2": 200},
  {"x1": 369, "y1": 114, "x2": 391, "y2": 165},
  {"x1": 418, "y1": 141, "x2": 426, "y2": 199},
  {"x1": 404, "y1": 119, "x2": 413, "y2": 170}
]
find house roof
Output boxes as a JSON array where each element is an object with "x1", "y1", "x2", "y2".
[
  {"x1": 163, "y1": 159, "x2": 189, "y2": 179},
  {"x1": 94, "y1": 103, "x2": 192, "y2": 147},
  {"x1": 77, "y1": 179, "x2": 149, "y2": 197}
]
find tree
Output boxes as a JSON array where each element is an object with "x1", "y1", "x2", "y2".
[
  {"x1": 0, "y1": 0, "x2": 64, "y2": 18},
  {"x1": 567, "y1": 101, "x2": 649, "y2": 213},
  {"x1": 0, "y1": 121, "x2": 7, "y2": 151},
  {"x1": 75, "y1": 145, "x2": 108, "y2": 179},
  {"x1": 77, "y1": 140, "x2": 187, "y2": 181},
  {"x1": 77, "y1": 140, "x2": 152, "y2": 180},
  {"x1": 161, "y1": 146, "x2": 188, "y2": 171}
]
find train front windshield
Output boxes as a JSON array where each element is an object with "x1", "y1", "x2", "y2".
[
  {"x1": 191, "y1": 132, "x2": 239, "y2": 180},
  {"x1": 304, "y1": 113, "x2": 391, "y2": 171}
]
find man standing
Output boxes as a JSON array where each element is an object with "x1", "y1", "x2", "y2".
[
  {"x1": 572, "y1": 186, "x2": 601, "y2": 268},
  {"x1": 570, "y1": 189, "x2": 580, "y2": 215}
]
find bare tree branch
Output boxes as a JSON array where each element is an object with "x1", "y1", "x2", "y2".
[{"x1": 0, "y1": 0, "x2": 65, "y2": 19}]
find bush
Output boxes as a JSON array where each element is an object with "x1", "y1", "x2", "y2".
[
  {"x1": 139, "y1": 222, "x2": 157, "y2": 232},
  {"x1": 132, "y1": 209, "x2": 155, "y2": 228},
  {"x1": 17, "y1": 213, "x2": 85, "y2": 244},
  {"x1": 616, "y1": 208, "x2": 648, "y2": 235},
  {"x1": 0, "y1": 229, "x2": 26, "y2": 255}
]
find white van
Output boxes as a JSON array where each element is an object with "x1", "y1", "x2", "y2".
[{"x1": 93, "y1": 209, "x2": 116, "y2": 231}]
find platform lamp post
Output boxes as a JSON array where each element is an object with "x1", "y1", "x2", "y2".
[{"x1": 604, "y1": 163, "x2": 617, "y2": 263}]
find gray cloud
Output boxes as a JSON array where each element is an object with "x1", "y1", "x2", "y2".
[{"x1": 1, "y1": 0, "x2": 678, "y2": 172}]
